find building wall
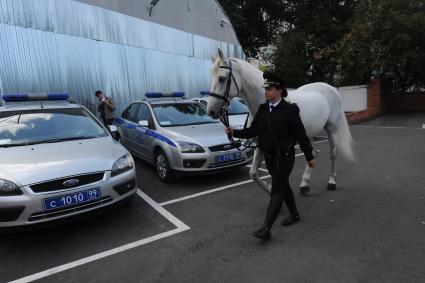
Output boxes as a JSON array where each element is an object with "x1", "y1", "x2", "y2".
[
  {"x1": 76, "y1": 0, "x2": 240, "y2": 45},
  {"x1": 0, "y1": 0, "x2": 244, "y2": 116},
  {"x1": 337, "y1": 85, "x2": 368, "y2": 112}
]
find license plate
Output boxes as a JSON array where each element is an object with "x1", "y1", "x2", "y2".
[
  {"x1": 215, "y1": 152, "x2": 241, "y2": 163},
  {"x1": 43, "y1": 188, "x2": 101, "y2": 211}
]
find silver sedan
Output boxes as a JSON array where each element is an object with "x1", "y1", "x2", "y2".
[
  {"x1": 114, "y1": 92, "x2": 254, "y2": 182},
  {"x1": 0, "y1": 93, "x2": 137, "y2": 228}
]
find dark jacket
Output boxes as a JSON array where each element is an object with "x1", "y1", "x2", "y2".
[{"x1": 233, "y1": 100, "x2": 314, "y2": 161}]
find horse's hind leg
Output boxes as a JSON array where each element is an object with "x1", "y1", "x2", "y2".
[{"x1": 325, "y1": 124, "x2": 338, "y2": 190}]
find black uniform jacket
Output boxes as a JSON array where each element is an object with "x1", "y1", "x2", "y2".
[{"x1": 233, "y1": 100, "x2": 314, "y2": 161}]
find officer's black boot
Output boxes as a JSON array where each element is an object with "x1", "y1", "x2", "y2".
[
  {"x1": 281, "y1": 186, "x2": 300, "y2": 226},
  {"x1": 281, "y1": 212, "x2": 300, "y2": 226},
  {"x1": 252, "y1": 192, "x2": 284, "y2": 241}
]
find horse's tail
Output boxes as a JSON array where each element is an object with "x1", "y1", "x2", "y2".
[{"x1": 336, "y1": 108, "x2": 356, "y2": 162}]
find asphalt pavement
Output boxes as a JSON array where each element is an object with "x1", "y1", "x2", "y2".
[{"x1": 1, "y1": 112, "x2": 424, "y2": 283}]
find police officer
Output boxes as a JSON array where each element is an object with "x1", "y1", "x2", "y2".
[{"x1": 225, "y1": 72, "x2": 316, "y2": 241}]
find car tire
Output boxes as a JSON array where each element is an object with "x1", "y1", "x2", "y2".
[{"x1": 155, "y1": 150, "x2": 175, "y2": 183}]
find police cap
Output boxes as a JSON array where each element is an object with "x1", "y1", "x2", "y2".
[{"x1": 263, "y1": 71, "x2": 285, "y2": 89}]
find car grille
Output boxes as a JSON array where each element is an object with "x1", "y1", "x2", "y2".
[
  {"x1": 28, "y1": 196, "x2": 113, "y2": 222},
  {"x1": 30, "y1": 172, "x2": 105, "y2": 193},
  {"x1": 208, "y1": 143, "x2": 238, "y2": 152},
  {"x1": 208, "y1": 158, "x2": 246, "y2": 168}
]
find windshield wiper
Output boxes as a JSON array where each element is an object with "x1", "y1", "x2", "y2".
[
  {"x1": 27, "y1": 136, "x2": 99, "y2": 145},
  {"x1": 0, "y1": 143, "x2": 30, "y2": 148},
  {"x1": 187, "y1": 121, "x2": 219, "y2": 126},
  {"x1": 0, "y1": 136, "x2": 101, "y2": 147}
]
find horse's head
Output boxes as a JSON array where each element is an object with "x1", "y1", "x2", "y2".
[{"x1": 207, "y1": 48, "x2": 242, "y2": 119}]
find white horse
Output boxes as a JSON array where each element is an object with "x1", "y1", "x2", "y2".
[{"x1": 207, "y1": 49, "x2": 355, "y2": 195}]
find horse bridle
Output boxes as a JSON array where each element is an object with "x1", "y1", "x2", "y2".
[
  {"x1": 209, "y1": 59, "x2": 240, "y2": 128},
  {"x1": 209, "y1": 60, "x2": 256, "y2": 150}
]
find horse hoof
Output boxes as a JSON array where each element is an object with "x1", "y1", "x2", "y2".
[
  {"x1": 300, "y1": 186, "x2": 310, "y2": 195},
  {"x1": 327, "y1": 183, "x2": 336, "y2": 191}
]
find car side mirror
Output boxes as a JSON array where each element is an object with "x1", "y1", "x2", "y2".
[
  {"x1": 108, "y1": 125, "x2": 118, "y2": 133},
  {"x1": 107, "y1": 125, "x2": 119, "y2": 140},
  {"x1": 138, "y1": 120, "x2": 149, "y2": 127}
]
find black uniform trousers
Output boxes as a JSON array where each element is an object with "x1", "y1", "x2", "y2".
[{"x1": 262, "y1": 147, "x2": 297, "y2": 229}]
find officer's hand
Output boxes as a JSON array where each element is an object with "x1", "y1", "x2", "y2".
[
  {"x1": 225, "y1": 127, "x2": 233, "y2": 135},
  {"x1": 307, "y1": 159, "x2": 316, "y2": 168}
]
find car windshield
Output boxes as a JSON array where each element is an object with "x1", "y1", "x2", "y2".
[
  {"x1": 0, "y1": 108, "x2": 108, "y2": 147},
  {"x1": 228, "y1": 99, "x2": 248, "y2": 115},
  {"x1": 152, "y1": 103, "x2": 219, "y2": 127}
]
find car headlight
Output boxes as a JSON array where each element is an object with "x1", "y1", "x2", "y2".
[
  {"x1": 0, "y1": 179, "x2": 23, "y2": 196},
  {"x1": 177, "y1": 141, "x2": 205, "y2": 153},
  {"x1": 111, "y1": 153, "x2": 134, "y2": 177}
]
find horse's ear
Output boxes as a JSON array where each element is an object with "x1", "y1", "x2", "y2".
[
  {"x1": 210, "y1": 54, "x2": 216, "y2": 63},
  {"x1": 217, "y1": 48, "x2": 228, "y2": 64}
]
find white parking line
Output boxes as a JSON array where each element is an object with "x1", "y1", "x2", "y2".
[
  {"x1": 160, "y1": 175, "x2": 271, "y2": 206},
  {"x1": 9, "y1": 190, "x2": 190, "y2": 283},
  {"x1": 352, "y1": 125, "x2": 424, "y2": 130}
]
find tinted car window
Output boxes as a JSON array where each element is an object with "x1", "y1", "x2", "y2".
[
  {"x1": 152, "y1": 103, "x2": 218, "y2": 127},
  {"x1": 123, "y1": 103, "x2": 140, "y2": 123},
  {"x1": 137, "y1": 104, "x2": 152, "y2": 121},
  {"x1": 0, "y1": 108, "x2": 108, "y2": 147},
  {"x1": 228, "y1": 99, "x2": 248, "y2": 115}
]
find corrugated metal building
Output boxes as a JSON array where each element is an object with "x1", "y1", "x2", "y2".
[{"x1": 0, "y1": 0, "x2": 244, "y2": 114}]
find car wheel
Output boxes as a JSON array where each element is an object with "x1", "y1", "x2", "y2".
[{"x1": 155, "y1": 150, "x2": 175, "y2": 183}]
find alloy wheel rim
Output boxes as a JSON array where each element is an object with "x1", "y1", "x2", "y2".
[{"x1": 156, "y1": 154, "x2": 167, "y2": 178}]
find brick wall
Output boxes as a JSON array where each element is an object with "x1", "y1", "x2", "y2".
[
  {"x1": 345, "y1": 78, "x2": 384, "y2": 124},
  {"x1": 383, "y1": 93, "x2": 425, "y2": 113}
]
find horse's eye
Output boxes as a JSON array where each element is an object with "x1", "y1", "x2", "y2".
[{"x1": 219, "y1": 76, "x2": 226, "y2": 82}]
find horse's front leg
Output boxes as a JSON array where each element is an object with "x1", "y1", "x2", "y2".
[
  {"x1": 249, "y1": 148, "x2": 271, "y2": 195},
  {"x1": 299, "y1": 163, "x2": 313, "y2": 195},
  {"x1": 299, "y1": 149, "x2": 320, "y2": 195}
]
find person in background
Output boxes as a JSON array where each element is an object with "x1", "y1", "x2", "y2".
[{"x1": 95, "y1": 90, "x2": 115, "y2": 126}]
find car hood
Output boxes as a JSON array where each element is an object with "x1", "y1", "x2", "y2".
[
  {"x1": 0, "y1": 137, "x2": 128, "y2": 186},
  {"x1": 161, "y1": 123, "x2": 230, "y2": 147}
]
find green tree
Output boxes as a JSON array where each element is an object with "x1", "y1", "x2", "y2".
[
  {"x1": 339, "y1": 0, "x2": 425, "y2": 90},
  {"x1": 218, "y1": 0, "x2": 285, "y2": 57},
  {"x1": 271, "y1": 0, "x2": 355, "y2": 87}
]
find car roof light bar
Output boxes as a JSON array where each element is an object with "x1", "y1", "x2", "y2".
[
  {"x1": 200, "y1": 91, "x2": 210, "y2": 96},
  {"x1": 2, "y1": 93, "x2": 69, "y2": 102},
  {"x1": 145, "y1": 92, "x2": 185, "y2": 98}
]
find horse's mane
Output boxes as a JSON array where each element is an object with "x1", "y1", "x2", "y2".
[
  {"x1": 211, "y1": 57, "x2": 264, "y2": 90},
  {"x1": 232, "y1": 58, "x2": 263, "y2": 89}
]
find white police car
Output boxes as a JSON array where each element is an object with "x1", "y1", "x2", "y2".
[
  {"x1": 0, "y1": 93, "x2": 136, "y2": 228},
  {"x1": 114, "y1": 92, "x2": 254, "y2": 182}
]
